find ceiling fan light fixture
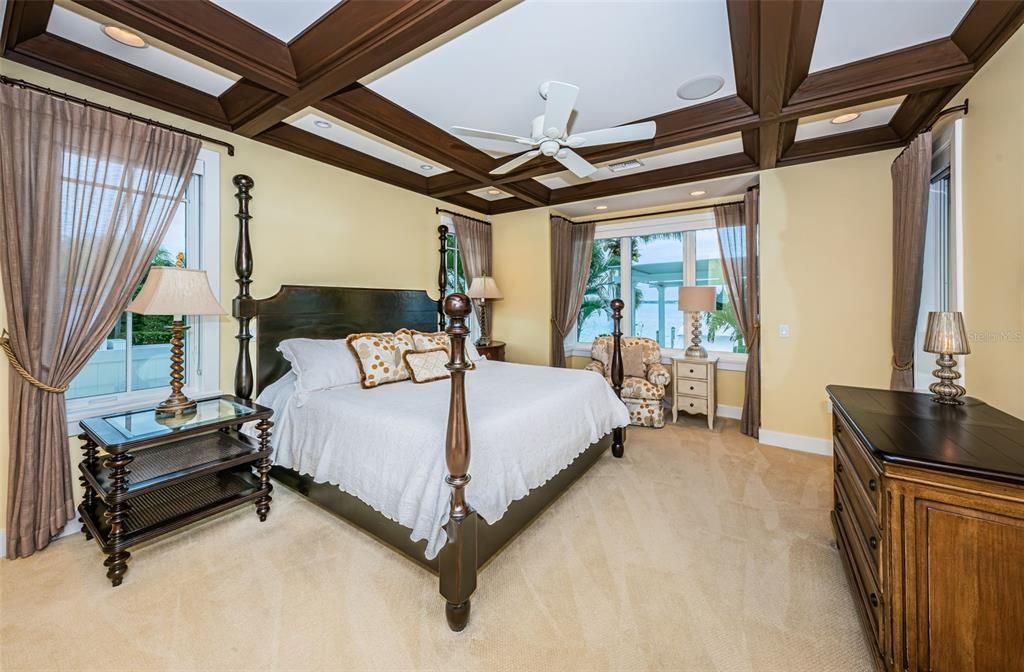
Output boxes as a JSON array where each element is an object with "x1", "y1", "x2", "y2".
[
  {"x1": 676, "y1": 75, "x2": 725, "y2": 101},
  {"x1": 102, "y1": 25, "x2": 147, "y2": 48},
  {"x1": 831, "y1": 112, "x2": 861, "y2": 125}
]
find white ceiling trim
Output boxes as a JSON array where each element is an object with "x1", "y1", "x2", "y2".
[
  {"x1": 288, "y1": 111, "x2": 452, "y2": 176},
  {"x1": 467, "y1": 187, "x2": 513, "y2": 201},
  {"x1": 809, "y1": 0, "x2": 973, "y2": 73},
  {"x1": 208, "y1": 0, "x2": 341, "y2": 43},
  {"x1": 47, "y1": 4, "x2": 239, "y2": 96}
]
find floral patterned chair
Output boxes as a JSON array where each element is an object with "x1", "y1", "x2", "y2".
[{"x1": 585, "y1": 336, "x2": 671, "y2": 428}]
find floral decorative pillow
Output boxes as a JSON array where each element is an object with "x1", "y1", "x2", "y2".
[
  {"x1": 398, "y1": 329, "x2": 475, "y2": 369},
  {"x1": 345, "y1": 331, "x2": 414, "y2": 388},
  {"x1": 402, "y1": 348, "x2": 451, "y2": 384}
]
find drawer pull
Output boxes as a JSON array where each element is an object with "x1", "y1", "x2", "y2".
[
  {"x1": 836, "y1": 424, "x2": 842, "y2": 434},
  {"x1": 869, "y1": 536, "x2": 878, "y2": 549},
  {"x1": 869, "y1": 593, "x2": 879, "y2": 608},
  {"x1": 836, "y1": 501, "x2": 844, "y2": 513},
  {"x1": 689, "y1": 385, "x2": 694, "y2": 391},
  {"x1": 689, "y1": 369, "x2": 695, "y2": 374},
  {"x1": 689, "y1": 403, "x2": 694, "y2": 408},
  {"x1": 868, "y1": 479, "x2": 877, "y2": 491},
  {"x1": 836, "y1": 462, "x2": 844, "y2": 473}
]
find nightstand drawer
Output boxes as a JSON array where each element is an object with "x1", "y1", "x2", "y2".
[
  {"x1": 675, "y1": 380, "x2": 708, "y2": 397},
  {"x1": 676, "y1": 362, "x2": 708, "y2": 380},
  {"x1": 677, "y1": 396, "x2": 708, "y2": 415}
]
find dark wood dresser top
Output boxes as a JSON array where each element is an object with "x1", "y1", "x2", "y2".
[{"x1": 827, "y1": 385, "x2": 1024, "y2": 486}]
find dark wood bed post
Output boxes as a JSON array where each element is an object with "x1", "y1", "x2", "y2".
[
  {"x1": 610, "y1": 298, "x2": 625, "y2": 458},
  {"x1": 439, "y1": 293, "x2": 477, "y2": 632},
  {"x1": 232, "y1": 174, "x2": 256, "y2": 402},
  {"x1": 437, "y1": 224, "x2": 449, "y2": 330}
]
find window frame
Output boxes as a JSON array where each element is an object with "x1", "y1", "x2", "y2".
[
  {"x1": 566, "y1": 211, "x2": 748, "y2": 372},
  {"x1": 66, "y1": 148, "x2": 222, "y2": 432},
  {"x1": 438, "y1": 214, "x2": 480, "y2": 341}
]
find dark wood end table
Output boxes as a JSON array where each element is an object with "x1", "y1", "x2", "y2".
[
  {"x1": 77, "y1": 395, "x2": 273, "y2": 587},
  {"x1": 475, "y1": 340, "x2": 506, "y2": 362}
]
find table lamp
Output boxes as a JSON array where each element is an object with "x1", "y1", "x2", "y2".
[
  {"x1": 466, "y1": 276, "x2": 503, "y2": 346},
  {"x1": 923, "y1": 311, "x2": 971, "y2": 405},
  {"x1": 128, "y1": 266, "x2": 224, "y2": 416},
  {"x1": 678, "y1": 286, "x2": 717, "y2": 358}
]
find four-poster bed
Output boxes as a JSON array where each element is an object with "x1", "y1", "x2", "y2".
[{"x1": 230, "y1": 175, "x2": 627, "y2": 631}]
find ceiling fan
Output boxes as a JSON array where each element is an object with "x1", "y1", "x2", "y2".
[{"x1": 450, "y1": 81, "x2": 656, "y2": 179}]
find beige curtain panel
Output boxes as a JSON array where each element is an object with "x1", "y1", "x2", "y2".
[
  {"x1": 0, "y1": 85, "x2": 200, "y2": 558},
  {"x1": 550, "y1": 216, "x2": 595, "y2": 368},
  {"x1": 450, "y1": 214, "x2": 493, "y2": 331},
  {"x1": 890, "y1": 132, "x2": 933, "y2": 391},
  {"x1": 714, "y1": 187, "x2": 761, "y2": 438}
]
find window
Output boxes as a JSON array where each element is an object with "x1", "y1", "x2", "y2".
[
  {"x1": 914, "y1": 119, "x2": 964, "y2": 391},
  {"x1": 574, "y1": 212, "x2": 747, "y2": 363},
  {"x1": 439, "y1": 216, "x2": 478, "y2": 339},
  {"x1": 67, "y1": 149, "x2": 221, "y2": 422}
]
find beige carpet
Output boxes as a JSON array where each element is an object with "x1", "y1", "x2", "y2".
[{"x1": 1, "y1": 418, "x2": 874, "y2": 672}]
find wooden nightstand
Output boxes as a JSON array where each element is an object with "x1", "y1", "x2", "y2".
[
  {"x1": 76, "y1": 395, "x2": 273, "y2": 587},
  {"x1": 672, "y1": 356, "x2": 718, "y2": 429},
  {"x1": 475, "y1": 340, "x2": 506, "y2": 361}
]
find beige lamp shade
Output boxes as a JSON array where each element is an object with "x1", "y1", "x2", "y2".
[
  {"x1": 128, "y1": 267, "x2": 224, "y2": 316},
  {"x1": 466, "y1": 276, "x2": 503, "y2": 300},
  {"x1": 678, "y1": 286, "x2": 716, "y2": 312},
  {"x1": 923, "y1": 311, "x2": 971, "y2": 355}
]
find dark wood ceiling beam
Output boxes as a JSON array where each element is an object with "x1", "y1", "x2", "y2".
[
  {"x1": 547, "y1": 153, "x2": 757, "y2": 207},
  {"x1": 232, "y1": 0, "x2": 499, "y2": 137},
  {"x1": 255, "y1": 123, "x2": 429, "y2": 193},
  {"x1": 1, "y1": 0, "x2": 52, "y2": 52},
  {"x1": 778, "y1": 125, "x2": 903, "y2": 166},
  {"x1": 726, "y1": 0, "x2": 759, "y2": 112},
  {"x1": 5, "y1": 34, "x2": 230, "y2": 128},
  {"x1": 741, "y1": 129, "x2": 759, "y2": 164},
  {"x1": 437, "y1": 192, "x2": 496, "y2": 215},
  {"x1": 889, "y1": 87, "x2": 959, "y2": 140},
  {"x1": 219, "y1": 80, "x2": 284, "y2": 128},
  {"x1": 427, "y1": 172, "x2": 480, "y2": 197},
  {"x1": 76, "y1": 0, "x2": 297, "y2": 94}
]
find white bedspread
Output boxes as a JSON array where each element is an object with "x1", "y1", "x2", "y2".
[{"x1": 250, "y1": 361, "x2": 629, "y2": 559}]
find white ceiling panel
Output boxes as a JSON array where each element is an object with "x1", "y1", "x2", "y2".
[
  {"x1": 552, "y1": 173, "x2": 759, "y2": 219},
  {"x1": 468, "y1": 187, "x2": 513, "y2": 201},
  {"x1": 288, "y1": 112, "x2": 451, "y2": 176},
  {"x1": 209, "y1": 0, "x2": 341, "y2": 42},
  {"x1": 534, "y1": 136, "x2": 744, "y2": 189},
  {"x1": 368, "y1": 0, "x2": 736, "y2": 157},
  {"x1": 795, "y1": 103, "x2": 901, "y2": 141},
  {"x1": 810, "y1": 0, "x2": 973, "y2": 73},
  {"x1": 47, "y1": 4, "x2": 239, "y2": 96}
]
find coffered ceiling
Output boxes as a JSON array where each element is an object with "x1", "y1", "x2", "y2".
[{"x1": 2, "y1": 0, "x2": 1021, "y2": 216}]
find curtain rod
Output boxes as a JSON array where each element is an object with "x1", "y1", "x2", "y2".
[
  {"x1": 924, "y1": 99, "x2": 969, "y2": 133},
  {"x1": 435, "y1": 207, "x2": 491, "y2": 226},
  {"x1": 573, "y1": 193, "x2": 751, "y2": 226},
  {"x1": 0, "y1": 76, "x2": 236, "y2": 157}
]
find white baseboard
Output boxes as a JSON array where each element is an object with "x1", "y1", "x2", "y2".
[
  {"x1": 759, "y1": 429, "x2": 833, "y2": 456},
  {"x1": 716, "y1": 404, "x2": 742, "y2": 419},
  {"x1": 0, "y1": 520, "x2": 82, "y2": 560}
]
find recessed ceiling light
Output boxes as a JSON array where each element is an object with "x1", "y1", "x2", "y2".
[
  {"x1": 102, "y1": 25, "x2": 147, "y2": 48},
  {"x1": 676, "y1": 75, "x2": 725, "y2": 101},
  {"x1": 487, "y1": 189, "x2": 501, "y2": 196},
  {"x1": 313, "y1": 120, "x2": 331, "y2": 129},
  {"x1": 690, "y1": 190, "x2": 707, "y2": 197},
  {"x1": 831, "y1": 112, "x2": 860, "y2": 125},
  {"x1": 420, "y1": 164, "x2": 434, "y2": 171},
  {"x1": 595, "y1": 205, "x2": 609, "y2": 211}
]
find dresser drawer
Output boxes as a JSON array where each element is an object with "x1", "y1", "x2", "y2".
[
  {"x1": 833, "y1": 492, "x2": 884, "y2": 656},
  {"x1": 676, "y1": 362, "x2": 708, "y2": 380},
  {"x1": 677, "y1": 397, "x2": 708, "y2": 415},
  {"x1": 834, "y1": 460, "x2": 881, "y2": 579},
  {"x1": 834, "y1": 412, "x2": 882, "y2": 516},
  {"x1": 675, "y1": 380, "x2": 708, "y2": 397}
]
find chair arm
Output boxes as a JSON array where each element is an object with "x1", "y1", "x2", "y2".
[
  {"x1": 584, "y1": 361, "x2": 605, "y2": 376},
  {"x1": 647, "y1": 361, "x2": 671, "y2": 386}
]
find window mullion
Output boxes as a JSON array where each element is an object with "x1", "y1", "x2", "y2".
[
  {"x1": 620, "y1": 236, "x2": 632, "y2": 337},
  {"x1": 124, "y1": 312, "x2": 133, "y2": 393}
]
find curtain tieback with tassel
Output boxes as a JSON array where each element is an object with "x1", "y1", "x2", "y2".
[
  {"x1": 0, "y1": 329, "x2": 69, "y2": 393},
  {"x1": 891, "y1": 354, "x2": 914, "y2": 371}
]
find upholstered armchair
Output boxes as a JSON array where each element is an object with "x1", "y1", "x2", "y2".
[{"x1": 585, "y1": 336, "x2": 671, "y2": 428}]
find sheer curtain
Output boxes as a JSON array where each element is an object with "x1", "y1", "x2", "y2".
[
  {"x1": 0, "y1": 85, "x2": 200, "y2": 558},
  {"x1": 450, "y1": 214, "x2": 493, "y2": 329},
  {"x1": 890, "y1": 132, "x2": 933, "y2": 390},
  {"x1": 550, "y1": 215, "x2": 595, "y2": 367},
  {"x1": 714, "y1": 187, "x2": 761, "y2": 438}
]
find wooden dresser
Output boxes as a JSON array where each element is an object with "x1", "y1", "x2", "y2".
[{"x1": 827, "y1": 385, "x2": 1024, "y2": 672}]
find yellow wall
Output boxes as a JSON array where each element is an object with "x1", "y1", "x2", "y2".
[
  {"x1": 491, "y1": 208, "x2": 551, "y2": 365},
  {"x1": 0, "y1": 59, "x2": 485, "y2": 543},
  {"x1": 759, "y1": 151, "x2": 897, "y2": 439},
  {"x1": 950, "y1": 30, "x2": 1024, "y2": 418}
]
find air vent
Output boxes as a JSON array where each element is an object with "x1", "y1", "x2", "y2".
[{"x1": 608, "y1": 159, "x2": 644, "y2": 173}]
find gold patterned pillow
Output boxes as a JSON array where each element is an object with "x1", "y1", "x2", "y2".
[
  {"x1": 401, "y1": 348, "x2": 451, "y2": 384},
  {"x1": 398, "y1": 329, "x2": 475, "y2": 369},
  {"x1": 345, "y1": 331, "x2": 414, "y2": 389}
]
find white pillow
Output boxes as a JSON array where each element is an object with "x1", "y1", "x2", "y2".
[{"x1": 277, "y1": 338, "x2": 361, "y2": 405}]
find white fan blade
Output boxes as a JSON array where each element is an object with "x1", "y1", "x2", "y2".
[
  {"x1": 490, "y1": 150, "x2": 541, "y2": 175},
  {"x1": 567, "y1": 121, "x2": 657, "y2": 148},
  {"x1": 555, "y1": 149, "x2": 597, "y2": 178},
  {"x1": 541, "y1": 81, "x2": 579, "y2": 139},
  {"x1": 450, "y1": 126, "x2": 535, "y2": 146}
]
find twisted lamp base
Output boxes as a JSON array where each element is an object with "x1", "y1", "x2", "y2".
[{"x1": 156, "y1": 320, "x2": 197, "y2": 416}]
